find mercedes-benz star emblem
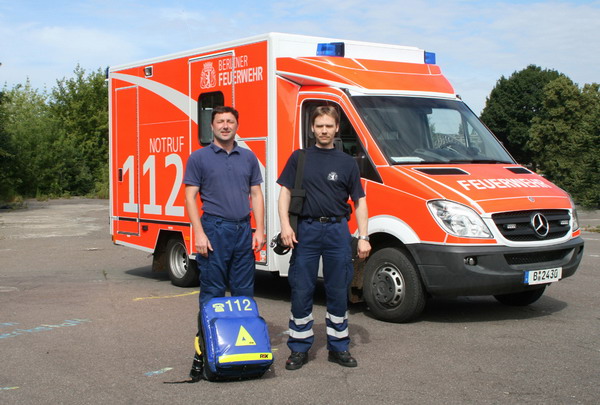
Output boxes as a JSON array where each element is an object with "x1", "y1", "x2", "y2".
[{"x1": 531, "y1": 213, "x2": 550, "y2": 237}]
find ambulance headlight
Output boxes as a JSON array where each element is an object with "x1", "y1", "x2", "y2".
[
  {"x1": 570, "y1": 200, "x2": 580, "y2": 231},
  {"x1": 428, "y1": 200, "x2": 492, "y2": 238}
]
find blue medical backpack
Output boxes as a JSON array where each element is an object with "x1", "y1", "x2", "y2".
[{"x1": 199, "y1": 296, "x2": 273, "y2": 381}]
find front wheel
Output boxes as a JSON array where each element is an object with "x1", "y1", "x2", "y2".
[
  {"x1": 494, "y1": 286, "x2": 546, "y2": 306},
  {"x1": 363, "y1": 247, "x2": 426, "y2": 323},
  {"x1": 166, "y1": 239, "x2": 199, "y2": 287}
]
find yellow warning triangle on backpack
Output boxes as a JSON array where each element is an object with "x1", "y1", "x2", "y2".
[{"x1": 235, "y1": 326, "x2": 256, "y2": 346}]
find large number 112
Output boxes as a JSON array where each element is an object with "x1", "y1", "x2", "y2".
[{"x1": 121, "y1": 154, "x2": 184, "y2": 217}]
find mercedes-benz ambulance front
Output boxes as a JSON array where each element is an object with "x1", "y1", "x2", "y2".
[{"x1": 350, "y1": 93, "x2": 584, "y2": 322}]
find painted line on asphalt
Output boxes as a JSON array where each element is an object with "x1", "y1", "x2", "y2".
[
  {"x1": 0, "y1": 319, "x2": 91, "y2": 340},
  {"x1": 145, "y1": 367, "x2": 173, "y2": 376},
  {"x1": 133, "y1": 291, "x2": 199, "y2": 302}
]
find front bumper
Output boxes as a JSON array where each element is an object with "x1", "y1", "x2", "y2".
[{"x1": 406, "y1": 236, "x2": 584, "y2": 296}]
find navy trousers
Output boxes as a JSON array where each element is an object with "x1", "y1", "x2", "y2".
[
  {"x1": 287, "y1": 218, "x2": 354, "y2": 353},
  {"x1": 196, "y1": 213, "x2": 255, "y2": 308}
]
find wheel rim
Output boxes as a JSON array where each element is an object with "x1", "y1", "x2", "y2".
[
  {"x1": 168, "y1": 242, "x2": 188, "y2": 279},
  {"x1": 372, "y1": 262, "x2": 405, "y2": 307}
]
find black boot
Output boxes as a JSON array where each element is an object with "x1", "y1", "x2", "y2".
[
  {"x1": 285, "y1": 351, "x2": 309, "y2": 370},
  {"x1": 328, "y1": 351, "x2": 357, "y2": 367}
]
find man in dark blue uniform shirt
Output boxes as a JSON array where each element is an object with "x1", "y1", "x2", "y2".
[
  {"x1": 277, "y1": 105, "x2": 371, "y2": 370},
  {"x1": 183, "y1": 106, "x2": 264, "y2": 380}
]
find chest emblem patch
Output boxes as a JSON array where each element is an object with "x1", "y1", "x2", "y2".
[{"x1": 327, "y1": 172, "x2": 338, "y2": 181}]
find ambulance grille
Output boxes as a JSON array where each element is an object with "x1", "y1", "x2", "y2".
[
  {"x1": 492, "y1": 210, "x2": 571, "y2": 241},
  {"x1": 505, "y1": 167, "x2": 533, "y2": 174},
  {"x1": 414, "y1": 168, "x2": 468, "y2": 175},
  {"x1": 504, "y1": 248, "x2": 572, "y2": 265}
]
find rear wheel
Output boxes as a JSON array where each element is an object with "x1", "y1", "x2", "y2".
[
  {"x1": 166, "y1": 239, "x2": 199, "y2": 287},
  {"x1": 363, "y1": 247, "x2": 426, "y2": 323},
  {"x1": 494, "y1": 286, "x2": 546, "y2": 306}
]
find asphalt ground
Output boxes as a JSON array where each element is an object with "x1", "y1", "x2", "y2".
[{"x1": 0, "y1": 198, "x2": 599, "y2": 405}]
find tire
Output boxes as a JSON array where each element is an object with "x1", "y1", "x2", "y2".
[
  {"x1": 166, "y1": 239, "x2": 199, "y2": 287},
  {"x1": 363, "y1": 247, "x2": 426, "y2": 323},
  {"x1": 494, "y1": 286, "x2": 546, "y2": 306}
]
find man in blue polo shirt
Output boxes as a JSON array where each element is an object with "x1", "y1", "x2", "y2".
[
  {"x1": 277, "y1": 105, "x2": 371, "y2": 370},
  {"x1": 183, "y1": 105, "x2": 264, "y2": 381}
]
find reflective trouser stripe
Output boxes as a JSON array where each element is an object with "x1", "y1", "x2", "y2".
[
  {"x1": 326, "y1": 311, "x2": 348, "y2": 324},
  {"x1": 289, "y1": 312, "x2": 314, "y2": 340},
  {"x1": 290, "y1": 313, "x2": 314, "y2": 326},
  {"x1": 326, "y1": 311, "x2": 349, "y2": 339},
  {"x1": 289, "y1": 329, "x2": 314, "y2": 339},
  {"x1": 326, "y1": 326, "x2": 349, "y2": 339}
]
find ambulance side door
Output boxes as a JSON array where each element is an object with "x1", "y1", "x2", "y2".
[{"x1": 114, "y1": 85, "x2": 140, "y2": 236}]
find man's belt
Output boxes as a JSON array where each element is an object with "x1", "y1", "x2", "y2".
[{"x1": 301, "y1": 216, "x2": 346, "y2": 223}]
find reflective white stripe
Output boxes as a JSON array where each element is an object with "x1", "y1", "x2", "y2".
[
  {"x1": 327, "y1": 326, "x2": 349, "y2": 339},
  {"x1": 289, "y1": 329, "x2": 314, "y2": 339},
  {"x1": 290, "y1": 313, "x2": 314, "y2": 326},
  {"x1": 325, "y1": 311, "x2": 348, "y2": 324}
]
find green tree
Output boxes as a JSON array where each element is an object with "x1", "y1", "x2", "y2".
[
  {"x1": 1, "y1": 82, "x2": 53, "y2": 197},
  {"x1": 480, "y1": 65, "x2": 562, "y2": 167},
  {"x1": 529, "y1": 77, "x2": 600, "y2": 208},
  {"x1": 0, "y1": 90, "x2": 19, "y2": 200},
  {"x1": 1, "y1": 66, "x2": 109, "y2": 201},
  {"x1": 47, "y1": 65, "x2": 109, "y2": 196}
]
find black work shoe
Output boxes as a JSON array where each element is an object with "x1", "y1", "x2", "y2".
[
  {"x1": 189, "y1": 353, "x2": 204, "y2": 382},
  {"x1": 285, "y1": 351, "x2": 308, "y2": 370},
  {"x1": 328, "y1": 351, "x2": 358, "y2": 368}
]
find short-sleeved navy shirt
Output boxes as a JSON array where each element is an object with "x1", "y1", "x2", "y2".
[
  {"x1": 184, "y1": 142, "x2": 263, "y2": 220},
  {"x1": 277, "y1": 146, "x2": 365, "y2": 218}
]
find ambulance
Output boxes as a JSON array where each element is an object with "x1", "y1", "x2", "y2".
[{"x1": 108, "y1": 33, "x2": 584, "y2": 322}]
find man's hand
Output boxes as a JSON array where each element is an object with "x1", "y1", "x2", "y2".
[
  {"x1": 357, "y1": 239, "x2": 371, "y2": 260},
  {"x1": 194, "y1": 230, "x2": 213, "y2": 257},
  {"x1": 280, "y1": 224, "x2": 298, "y2": 248},
  {"x1": 252, "y1": 232, "x2": 266, "y2": 252}
]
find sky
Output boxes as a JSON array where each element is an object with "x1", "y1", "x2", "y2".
[{"x1": 1, "y1": 0, "x2": 599, "y2": 114}]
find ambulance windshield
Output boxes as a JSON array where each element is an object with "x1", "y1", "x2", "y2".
[{"x1": 352, "y1": 96, "x2": 514, "y2": 164}]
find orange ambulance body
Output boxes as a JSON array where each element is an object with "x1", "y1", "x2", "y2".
[{"x1": 109, "y1": 33, "x2": 584, "y2": 322}]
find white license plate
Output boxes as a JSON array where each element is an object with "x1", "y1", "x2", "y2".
[{"x1": 524, "y1": 267, "x2": 562, "y2": 285}]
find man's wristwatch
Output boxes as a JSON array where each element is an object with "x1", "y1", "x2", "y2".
[{"x1": 357, "y1": 235, "x2": 370, "y2": 241}]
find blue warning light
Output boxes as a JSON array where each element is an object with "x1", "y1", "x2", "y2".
[
  {"x1": 425, "y1": 51, "x2": 436, "y2": 64},
  {"x1": 316, "y1": 42, "x2": 345, "y2": 57}
]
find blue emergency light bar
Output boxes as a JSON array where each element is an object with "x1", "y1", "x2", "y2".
[
  {"x1": 317, "y1": 41, "x2": 436, "y2": 64},
  {"x1": 316, "y1": 42, "x2": 345, "y2": 57},
  {"x1": 425, "y1": 51, "x2": 436, "y2": 64}
]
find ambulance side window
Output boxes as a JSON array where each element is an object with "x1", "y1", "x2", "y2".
[
  {"x1": 302, "y1": 101, "x2": 381, "y2": 183},
  {"x1": 198, "y1": 92, "x2": 224, "y2": 146}
]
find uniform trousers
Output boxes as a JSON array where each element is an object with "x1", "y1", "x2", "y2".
[
  {"x1": 196, "y1": 213, "x2": 255, "y2": 308},
  {"x1": 287, "y1": 217, "x2": 354, "y2": 353}
]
